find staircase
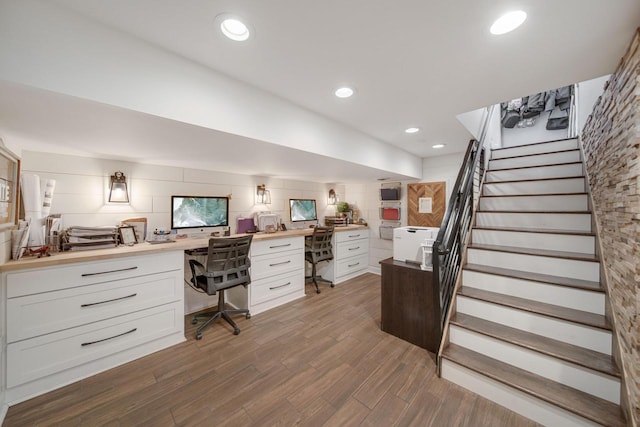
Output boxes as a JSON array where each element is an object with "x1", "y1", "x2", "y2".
[{"x1": 440, "y1": 138, "x2": 626, "y2": 427}]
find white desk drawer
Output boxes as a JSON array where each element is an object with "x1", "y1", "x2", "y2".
[
  {"x1": 251, "y1": 270, "x2": 304, "y2": 306},
  {"x1": 7, "y1": 270, "x2": 182, "y2": 343},
  {"x1": 337, "y1": 240, "x2": 368, "y2": 258},
  {"x1": 7, "y1": 303, "x2": 183, "y2": 388},
  {"x1": 335, "y1": 230, "x2": 368, "y2": 243},
  {"x1": 251, "y1": 250, "x2": 303, "y2": 280},
  {"x1": 252, "y1": 236, "x2": 303, "y2": 256},
  {"x1": 7, "y1": 251, "x2": 183, "y2": 298},
  {"x1": 336, "y1": 254, "x2": 369, "y2": 278}
]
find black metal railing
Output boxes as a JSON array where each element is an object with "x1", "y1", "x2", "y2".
[{"x1": 432, "y1": 139, "x2": 485, "y2": 342}]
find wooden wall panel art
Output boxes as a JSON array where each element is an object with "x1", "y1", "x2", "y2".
[{"x1": 407, "y1": 182, "x2": 446, "y2": 227}]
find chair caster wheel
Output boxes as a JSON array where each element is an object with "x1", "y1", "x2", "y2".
[
  {"x1": 330, "y1": 284, "x2": 335, "y2": 288},
  {"x1": 246, "y1": 313, "x2": 251, "y2": 319},
  {"x1": 316, "y1": 289, "x2": 321, "y2": 294},
  {"x1": 191, "y1": 318, "x2": 198, "y2": 325},
  {"x1": 233, "y1": 329, "x2": 240, "y2": 335},
  {"x1": 195, "y1": 333, "x2": 202, "y2": 340}
]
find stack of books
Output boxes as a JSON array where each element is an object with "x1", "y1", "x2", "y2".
[
  {"x1": 62, "y1": 226, "x2": 118, "y2": 251},
  {"x1": 324, "y1": 216, "x2": 348, "y2": 227}
]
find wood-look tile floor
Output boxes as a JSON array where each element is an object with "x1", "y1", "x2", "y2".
[{"x1": 4, "y1": 273, "x2": 540, "y2": 427}]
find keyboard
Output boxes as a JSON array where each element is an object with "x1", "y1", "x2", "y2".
[{"x1": 185, "y1": 247, "x2": 208, "y2": 255}]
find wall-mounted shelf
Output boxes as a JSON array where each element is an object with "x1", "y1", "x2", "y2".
[{"x1": 379, "y1": 182, "x2": 402, "y2": 240}]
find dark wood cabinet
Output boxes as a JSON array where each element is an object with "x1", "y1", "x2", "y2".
[{"x1": 380, "y1": 257, "x2": 441, "y2": 352}]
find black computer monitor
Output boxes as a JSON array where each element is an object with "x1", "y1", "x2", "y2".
[
  {"x1": 171, "y1": 195, "x2": 229, "y2": 230},
  {"x1": 289, "y1": 198, "x2": 318, "y2": 222}
]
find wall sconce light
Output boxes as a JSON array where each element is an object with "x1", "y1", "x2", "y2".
[
  {"x1": 256, "y1": 184, "x2": 271, "y2": 204},
  {"x1": 328, "y1": 188, "x2": 338, "y2": 205},
  {"x1": 108, "y1": 171, "x2": 129, "y2": 203}
]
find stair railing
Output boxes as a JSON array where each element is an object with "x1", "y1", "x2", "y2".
[{"x1": 432, "y1": 138, "x2": 485, "y2": 348}]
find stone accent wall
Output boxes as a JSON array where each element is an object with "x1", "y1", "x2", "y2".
[{"x1": 581, "y1": 29, "x2": 640, "y2": 425}]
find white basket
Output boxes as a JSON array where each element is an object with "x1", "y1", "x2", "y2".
[{"x1": 420, "y1": 239, "x2": 435, "y2": 271}]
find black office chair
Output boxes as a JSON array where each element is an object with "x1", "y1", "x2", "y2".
[
  {"x1": 188, "y1": 235, "x2": 253, "y2": 339},
  {"x1": 305, "y1": 226, "x2": 334, "y2": 293}
]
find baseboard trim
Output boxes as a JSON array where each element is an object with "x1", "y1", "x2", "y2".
[{"x1": 0, "y1": 400, "x2": 7, "y2": 425}]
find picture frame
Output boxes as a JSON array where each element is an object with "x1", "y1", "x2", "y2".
[
  {"x1": 0, "y1": 139, "x2": 20, "y2": 229},
  {"x1": 119, "y1": 226, "x2": 137, "y2": 246}
]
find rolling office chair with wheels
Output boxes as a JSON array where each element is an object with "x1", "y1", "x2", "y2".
[
  {"x1": 188, "y1": 235, "x2": 253, "y2": 339},
  {"x1": 304, "y1": 226, "x2": 334, "y2": 294}
]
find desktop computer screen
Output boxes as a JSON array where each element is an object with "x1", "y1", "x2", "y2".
[
  {"x1": 289, "y1": 198, "x2": 318, "y2": 222},
  {"x1": 171, "y1": 195, "x2": 229, "y2": 229}
]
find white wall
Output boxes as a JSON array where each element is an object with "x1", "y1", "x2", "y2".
[
  {"x1": 577, "y1": 75, "x2": 610, "y2": 133},
  {"x1": 423, "y1": 152, "x2": 466, "y2": 205},
  {"x1": 456, "y1": 108, "x2": 486, "y2": 140},
  {"x1": 345, "y1": 151, "x2": 466, "y2": 274},
  {"x1": 21, "y1": 151, "x2": 336, "y2": 234}
]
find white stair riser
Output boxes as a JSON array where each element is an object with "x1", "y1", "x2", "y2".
[
  {"x1": 462, "y1": 270, "x2": 605, "y2": 314},
  {"x1": 479, "y1": 194, "x2": 588, "y2": 212},
  {"x1": 485, "y1": 163, "x2": 583, "y2": 182},
  {"x1": 471, "y1": 229, "x2": 595, "y2": 254},
  {"x1": 490, "y1": 150, "x2": 581, "y2": 170},
  {"x1": 449, "y1": 326, "x2": 620, "y2": 404},
  {"x1": 456, "y1": 296, "x2": 611, "y2": 354},
  {"x1": 475, "y1": 212, "x2": 592, "y2": 232},
  {"x1": 491, "y1": 139, "x2": 579, "y2": 159},
  {"x1": 483, "y1": 178, "x2": 585, "y2": 196},
  {"x1": 467, "y1": 248, "x2": 599, "y2": 282},
  {"x1": 441, "y1": 360, "x2": 603, "y2": 427}
]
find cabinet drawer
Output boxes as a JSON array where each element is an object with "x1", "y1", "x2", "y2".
[
  {"x1": 251, "y1": 250, "x2": 304, "y2": 280},
  {"x1": 7, "y1": 303, "x2": 183, "y2": 388},
  {"x1": 7, "y1": 270, "x2": 183, "y2": 343},
  {"x1": 252, "y1": 236, "x2": 303, "y2": 256},
  {"x1": 7, "y1": 251, "x2": 183, "y2": 298},
  {"x1": 337, "y1": 240, "x2": 368, "y2": 258},
  {"x1": 250, "y1": 270, "x2": 304, "y2": 306},
  {"x1": 335, "y1": 229, "x2": 368, "y2": 243},
  {"x1": 336, "y1": 254, "x2": 369, "y2": 278}
]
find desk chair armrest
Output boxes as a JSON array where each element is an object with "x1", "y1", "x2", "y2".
[{"x1": 188, "y1": 259, "x2": 206, "y2": 286}]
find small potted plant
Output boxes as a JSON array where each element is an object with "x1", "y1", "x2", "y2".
[{"x1": 336, "y1": 201, "x2": 352, "y2": 223}]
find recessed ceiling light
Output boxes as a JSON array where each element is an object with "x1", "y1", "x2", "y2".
[
  {"x1": 490, "y1": 11, "x2": 527, "y2": 35},
  {"x1": 335, "y1": 87, "x2": 354, "y2": 98},
  {"x1": 432, "y1": 144, "x2": 446, "y2": 149},
  {"x1": 219, "y1": 16, "x2": 251, "y2": 41},
  {"x1": 405, "y1": 127, "x2": 420, "y2": 134}
]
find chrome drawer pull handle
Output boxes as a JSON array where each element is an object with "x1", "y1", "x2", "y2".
[
  {"x1": 348, "y1": 247, "x2": 360, "y2": 251},
  {"x1": 348, "y1": 262, "x2": 360, "y2": 267},
  {"x1": 81, "y1": 328, "x2": 137, "y2": 347},
  {"x1": 81, "y1": 266, "x2": 138, "y2": 277},
  {"x1": 269, "y1": 243, "x2": 292, "y2": 249},
  {"x1": 81, "y1": 293, "x2": 137, "y2": 308},
  {"x1": 269, "y1": 282, "x2": 291, "y2": 290},
  {"x1": 269, "y1": 260, "x2": 291, "y2": 267},
  {"x1": 348, "y1": 234, "x2": 360, "y2": 238}
]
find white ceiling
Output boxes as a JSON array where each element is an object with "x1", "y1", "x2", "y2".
[{"x1": 1, "y1": 0, "x2": 639, "y2": 182}]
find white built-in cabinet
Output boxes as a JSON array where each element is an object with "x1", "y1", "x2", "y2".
[
  {"x1": 320, "y1": 229, "x2": 370, "y2": 284},
  {"x1": 248, "y1": 236, "x2": 305, "y2": 315},
  {"x1": 2, "y1": 251, "x2": 185, "y2": 404}
]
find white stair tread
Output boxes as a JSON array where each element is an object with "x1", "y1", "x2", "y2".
[
  {"x1": 472, "y1": 225, "x2": 595, "y2": 237},
  {"x1": 463, "y1": 263, "x2": 602, "y2": 292},
  {"x1": 467, "y1": 243, "x2": 599, "y2": 263},
  {"x1": 441, "y1": 345, "x2": 626, "y2": 427},
  {"x1": 457, "y1": 286, "x2": 611, "y2": 331},
  {"x1": 451, "y1": 313, "x2": 619, "y2": 377}
]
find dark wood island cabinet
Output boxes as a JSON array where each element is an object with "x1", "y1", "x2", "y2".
[{"x1": 379, "y1": 257, "x2": 442, "y2": 352}]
